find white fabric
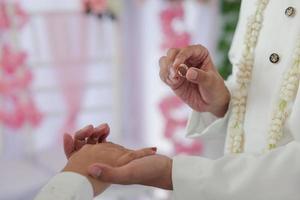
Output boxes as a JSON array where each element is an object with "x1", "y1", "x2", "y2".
[
  {"x1": 173, "y1": 0, "x2": 300, "y2": 199},
  {"x1": 173, "y1": 141, "x2": 300, "y2": 200},
  {"x1": 34, "y1": 172, "x2": 93, "y2": 200}
]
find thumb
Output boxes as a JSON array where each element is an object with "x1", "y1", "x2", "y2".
[
  {"x1": 88, "y1": 163, "x2": 133, "y2": 185},
  {"x1": 186, "y1": 67, "x2": 213, "y2": 87}
]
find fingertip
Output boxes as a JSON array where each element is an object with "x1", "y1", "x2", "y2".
[
  {"x1": 63, "y1": 133, "x2": 74, "y2": 158},
  {"x1": 172, "y1": 58, "x2": 181, "y2": 68},
  {"x1": 63, "y1": 133, "x2": 73, "y2": 145},
  {"x1": 63, "y1": 133, "x2": 71, "y2": 140},
  {"x1": 186, "y1": 68, "x2": 199, "y2": 81},
  {"x1": 151, "y1": 147, "x2": 157, "y2": 152},
  {"x1": 84, "y1": 124, "x2": 94, "y2": 131},
  {"x1": 96, "y1": 123, "x2": 110, "y2": 132},
  {"x1": 88, "y1": 165, "x2": 103, "y2": 178}
]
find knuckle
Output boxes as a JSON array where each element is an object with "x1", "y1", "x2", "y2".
[
  {"x1": 194, "y1": 44, "x2": 204, "y2": 49},
  {"x1": 193, "y1": 44, "x2": 208, "y2": 55},
  {"x1": 159, "y1": 56, "x2": 167, "y2": 67},
  {"x1": 167, "y1": 48, "x2": 178, "y2": 56}
]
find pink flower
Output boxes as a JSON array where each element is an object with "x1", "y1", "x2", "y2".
[
  {"x1": 159, "y1": 95, "x2": 203, "y2": 155},
  {"x1": 0, "y1": 45, "x2": 27, "y2": 75},
  {"x1": 0, "y1": 2, "x2": 28, "y2": 30},
  {"x1": 0, "y1": 2, "x2": 10, "y2": 30},
  {"x1": 159, "y1": 3, "x2": 191, "y2": 50},
  {"x1": 82, "y1": 0, "x2": 107, "y2": 14},
  {"x1": 0, "y1": 97, "x2": 43, "y2": 129},
  {"x1": 23, "y1": 98, "x2": 43, "y2": 127}
]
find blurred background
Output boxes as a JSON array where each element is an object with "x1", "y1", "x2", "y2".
[{"x1": 0, "y1": 0, "x2": 241, "y2": 199}]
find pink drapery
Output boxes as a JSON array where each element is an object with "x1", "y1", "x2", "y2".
[{"x1": 44, "y1": 13, "x2": 89, "y2": 134}]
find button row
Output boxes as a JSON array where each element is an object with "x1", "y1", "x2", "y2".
[
  {"x1": 285, "y1": 7, "x2": 296, "y2": 17},
  {"x1": 268, "y1": 7, "x2": 296, "y2": 64}
]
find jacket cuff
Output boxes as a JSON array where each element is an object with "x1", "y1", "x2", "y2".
[
  {"x1": 172, "y1": 155, "x2": 210, "y2": 200},
  {"x1": 34, "y1": 172, "x2": 93, "y2": 200}
]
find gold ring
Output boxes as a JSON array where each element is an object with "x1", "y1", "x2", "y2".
[{"x1": 177, "y1": 64, "x2": 189, "y2": 77}]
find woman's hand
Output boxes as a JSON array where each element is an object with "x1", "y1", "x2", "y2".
[
  {"x1": 63, "y1": 142, "x2": 157, "y2": 196},
  {"x1": 87, "y1": 154, "x2": 173, "y2": 190},
  {"x1": 63, "y1": 123, "x2": 110, "y2": 159},
  {"x1": 159, "y1": 45, "x2": 230, "y2": 117}
]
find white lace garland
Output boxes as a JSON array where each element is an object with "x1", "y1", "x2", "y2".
[{"x1": 227, "y1": 0, "x2": 300, "y2": 153}]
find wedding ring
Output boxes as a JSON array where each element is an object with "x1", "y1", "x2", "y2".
[{"x1": 177, "y1": 64, "x2": 189, "y2": 78}]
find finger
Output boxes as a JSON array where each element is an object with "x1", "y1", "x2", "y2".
[
  {"x1": 173, "y1": 45, "x2": 207, "y2": 68},
  {"x1": 186, "y1": 67, "x2": 213, "y2": 87},
  {"x1": 87, "y1": 123, "x2": 110, "y2": 144},
  {"x1": 63, "y1": 133, "x2": 74, "y2": 159},
  {"x1": 74, "y1": 139, "x2": 86, "y2": 151},
  {"x1": 166, "y1": 48, "x2": 181, "y2": 79},
  {"x1": 166, "y1": 48, "x2": 179, "y2": 61},
  {"x1": 173, "y1": 48, "x2": 192, "y2": 68},
  {"x1": 97, "y1": 123, "x2": 110, "y2": 143},
  {"x1": 159, "y1": 56, "x2": 170, "y2": 82},
  {"x1": 88, "y1": 163, "x2": 133, "y2": 185},
  {"x1": 166, "y1": 48, "x2": 180, "y2": 79},
  {"x1": 74, "y1": 124, "x2": 94, "y2": 141},
  {"x1": 159, "y1": 56, "x2": 182, "y2": 85},
  {"x1": 117, "y1": 147, "x2": 157, "y2": 166}
]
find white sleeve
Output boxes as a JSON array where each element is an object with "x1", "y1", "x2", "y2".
[
  {"x1": 172, "y1": 141, "x2": 300, "y2": 200},
  {"x1": 34, "y1": 172, "x2": 94, "y2": 200},
  {"x1": 185, "y1": 0, "x2": 245, "y2": 139},
  {"x1": 186, "y1": 75, "x2": 234, "y2": 139}
]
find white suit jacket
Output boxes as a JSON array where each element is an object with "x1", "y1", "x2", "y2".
[
  {"x1": 35, "y1": 0, "x2": 300, "y2": 199},
  {"x1": 173, "y1": 0, "x2": 300, "y2": 199}
]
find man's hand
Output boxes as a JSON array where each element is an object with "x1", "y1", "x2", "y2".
[
  {"x1": 159, "y1": 45, "x2": 230, "y2": 117},
  {"x1": 87, "y1": 154, "x2": 173, "y2": 190},
  {"x1": 63, "y1": 142, "x2": 157, "y2": 196}
]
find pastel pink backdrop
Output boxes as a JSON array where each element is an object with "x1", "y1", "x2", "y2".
[{"x1": 44, "y1": 14, "x2": 89, "y2": 134}]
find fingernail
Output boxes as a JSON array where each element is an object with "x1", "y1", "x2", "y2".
[
  {"x1": 173, "y1": 59, "x2": 180, "y2": 67},
  {"x1": 151, "y1": 147, "x2": 157, "y2": 152},
  {"x1": 169, "y1": 68, "x2": 176, "y2": 79},
  {"x1": 82, "y1": 124, "x2": 93, "y2": 131},
  {"x1": 90, "y1": 166, "x2": 102, "y2": 177},
  {"x1": 189, "y1": 68, "x2": 198, "y2": 80},
  {"x1": 97, "y1": 123, "x2": 109, "y2": 131}
]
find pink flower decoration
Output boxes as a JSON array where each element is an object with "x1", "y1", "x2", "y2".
[
  {"x1": 159, "y1": 3, "x2": 191, "y2": 50},
  {"x1": 159, "y1": 95, "x2": 203, "y2": 155},
  {"x1": 0, "y1": 45, "x2": 27, "y2": 75},
  {"x1": 0, "y1": 97, "x2": 43, "y2": 129},
  {"x1": 0, "y1": 2, "x2": 10, "y2": 30},
  {"x1": 1, "y1": 98, "x2": 25, "y2": 129},
  {"x1": 23, "y1": 98, "x2": 43, "y2": 127},
  {"x1": 15, "y1": 67, "x2": 33, "y2": 88},
  {"x1": 82, "y1": 0, "x2": 107, "y2": 14},
  {"x1": 0, "y1": 2, "x2": 28, "y2": 30}
]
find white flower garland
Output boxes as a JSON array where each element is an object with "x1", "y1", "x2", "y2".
[
  {"x1": 227, "y1": 0, "x2": 300, "y2": 154},
  {"x1": 267, "y1": 38, "x2": 300, "y2": 150},
  {"x1": 228, "y1": 0, "x2": 270, "y2": 154}
]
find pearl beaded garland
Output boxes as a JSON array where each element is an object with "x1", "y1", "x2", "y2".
[{"x1": 227, "y1": 0, "x2": 300, "y2": 154}]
